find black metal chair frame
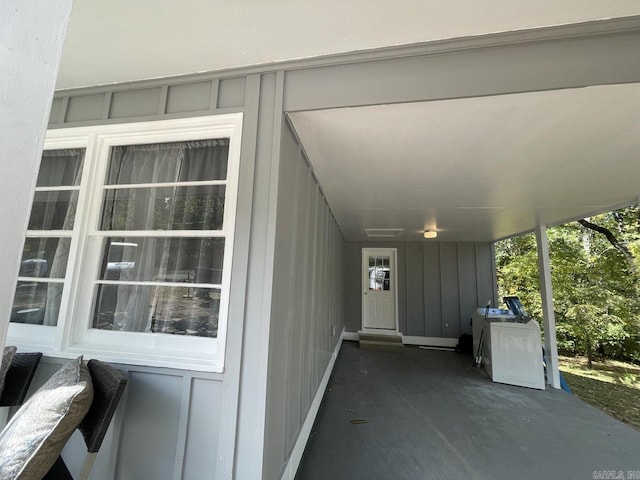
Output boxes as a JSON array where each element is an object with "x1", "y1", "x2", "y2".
[
  {"x1": 0, "y1": 352, "x2": 43, "y2": 408},
  {"x1": 43, "y1": 359, "x2": 128, "y2": 480}
]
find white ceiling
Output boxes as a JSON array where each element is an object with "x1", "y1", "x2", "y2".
[
  {"x1": 57, "y1": 0, "x2": 640, "y2": 90},
  {"x1": 289, "y1": 83, "x2": 640, "y2": 242}
]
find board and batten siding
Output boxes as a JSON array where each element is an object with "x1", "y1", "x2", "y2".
[
  {"x1": 36, "y1": 71, "x2": 283, "y2": 480},
  {"x1": 20, "y1": 358, "x2": 222, "y2": 480},
  {"x1": 264, "y1": 122, "x2": 345, "y2": 480},
  {"x1": 49, "y1": 77, "x2": 246, "y2": 128},
  {"x1": 345, "y1": 241, "x2": 496, "y2": 338}
]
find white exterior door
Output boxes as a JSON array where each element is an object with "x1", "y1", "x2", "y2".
[{"x1": 362, "y1": 248, "x2": 398, "y2": 331}]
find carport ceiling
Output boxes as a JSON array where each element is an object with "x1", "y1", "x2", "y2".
[{"x1": 288, "y1": 83, "x2": 640, "y2": 242}]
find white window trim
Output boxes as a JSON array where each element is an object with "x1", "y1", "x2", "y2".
[{"x1": 7, "y1": 114, "x2": 243, "y2": 372}]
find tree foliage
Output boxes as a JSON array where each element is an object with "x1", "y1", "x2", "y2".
[{"x1": 496, "y1": 206, "x2": 640, "y2": 365}]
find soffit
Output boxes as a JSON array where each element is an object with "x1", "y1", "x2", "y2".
[{"x1": 57, "y1": 0, "x2": 640, "y2": 89}]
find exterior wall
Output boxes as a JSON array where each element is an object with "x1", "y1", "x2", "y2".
[
  {"x1": 49, "y1": 77, "x2": 246, "y2": 128},
  {"x1": 24, "y1": 358, "x2": 223, "y2": 480},
  {"x1": 344, "y1": 241, "x2": 496, "y2": 338},
  {"x1": 264, "y1": 122, "x2": 345, "y2": 480},
  {"x1": 35, "y1": 71, "x2": 283, "y2": 479}
]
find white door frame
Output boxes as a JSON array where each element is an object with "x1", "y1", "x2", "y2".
[{"x1": 361, "y1": 248, "x2": 399, "y2": 334}]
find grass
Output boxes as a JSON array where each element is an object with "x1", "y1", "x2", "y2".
[{"x1": 559, "y1": 355, "x2": 640, "y2": 431}]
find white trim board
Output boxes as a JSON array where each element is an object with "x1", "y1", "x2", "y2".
[
  {"x1": 358, "y1": 328, "x2": 401, "y2": 337},
  {"x1": 343, "y1": 331, "x2": 457, "y2": 348},
  {"x1": 279, "y1": 328, "x2": 345, "y2": 480},
  {"x1": 402, "y1": 336, "x2": 458, "y2": 348}
]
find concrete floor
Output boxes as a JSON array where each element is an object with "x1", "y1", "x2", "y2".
[{"x1": 296, "y1": 341, "x2": 640, "y2": 480}]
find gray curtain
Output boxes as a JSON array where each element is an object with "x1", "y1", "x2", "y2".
[
  {"x1": 40, "y1": 148, "x2": 84, "y2": 326},
  {"x1": 99, "y1": 139, "x2": 228, "y2": 333}
]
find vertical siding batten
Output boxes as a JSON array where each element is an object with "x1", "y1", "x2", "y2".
[
  {"x1": 440, "y1": 243, "x2": 460, "y2": 338},
  {"x1": 298, "y1": 167, "x2": 314, "y2": 428},
  {"x1": 172, "y1": 376, "x2": 193, "y2": 480},
  {"x1": 209, "y1": 79, "x2": 220, "y2": 110},
  {"x1": 214, "y1": 73, "x2": 261, "y2": 480},
  {"x1": 306, "y1": 183, "x2": 320, "y2": 408},
  {"x1": 58, "y1": 96, "x2": 70, "y2": 124},
  {"x1": 284, "y1": 144, "x2": 303, "y2": 459},
  {"x1": 294, "y1": 163, "x2": 312, "y2": 431},
  {"x1": 157, "y1": 85, "x2": 169, "y2": 115},
  {"x1": 423, "y1": 242, "x2": 441, "y2": 337},
  {"x1": 101, "y1": 92, "x2": 112, "y2": 120},
  {"x1": 457, "y1": 243, "x2": 478, "y2": 336},
  {"x1": 234, "y1": 71, "x2": 284, "y2": 479},
  {"x1": 475, "y1": 242, "x2": 496, "y2": 310},
  {"x1": 405, "y1": 243, "x2": 424, "y2": 336}
]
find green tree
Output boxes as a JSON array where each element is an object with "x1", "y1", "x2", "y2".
[{"x1": 496, "y1": 205, "x2": 640, "y2": 365}]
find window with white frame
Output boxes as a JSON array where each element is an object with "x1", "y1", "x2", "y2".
[
  {"x1": 8, "y1": 114, "x2": 243, "y2": 372},
  {"x1": 12, "y1": 148, "x2": 86, "y2": 327}
]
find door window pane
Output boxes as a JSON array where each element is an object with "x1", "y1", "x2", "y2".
[
  {"x1": 368, "y1": 256, "x2": 391, "y2": 291},
  {"x1": 99, "y1": 237, "x2": 224, "y2": 284},
  {"x1": 93, "y1": 284, "x2": 220, "y2": 337}
]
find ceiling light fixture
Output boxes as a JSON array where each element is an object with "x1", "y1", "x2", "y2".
[{"x1": 423, "y1": 230, "x2": 437, "y2": 239}]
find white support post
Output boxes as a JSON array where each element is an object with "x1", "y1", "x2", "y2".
[
  {"x1": 0, "y1": 0, "x2": 73, "y2": 347},
  {"x1": 535, "y1": 225, "x2": 561, "y2": 389}
]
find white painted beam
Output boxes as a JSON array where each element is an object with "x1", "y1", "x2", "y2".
[
  {"x1": 0, "y1": 0, "x2": 73, "y2": 347},
  {"x1": 535, "y1": 225, "x2": 561, "y2": 389}
]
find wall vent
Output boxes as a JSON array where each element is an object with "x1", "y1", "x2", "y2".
[{"x1": 364, "y1": 229, "x2": 403, "y2": 238}]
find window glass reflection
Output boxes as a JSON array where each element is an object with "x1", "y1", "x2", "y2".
[
  {"x1": 99, "y1": 237, "x2": 224, "y2": 284},
  {"x1": 93, "y1": 284, "x2": 220, "y2": 337},
  {"x1": 36, "y1": 149, "x2": 85, "y2": 187},
  {"x1": 101, "y1": 185, "x2": 225, "y2": 231},
  {"x1": 11, "y1": 282, "x2": 62, "y2": 326},
  {"x1": 19, "y1": 238, "x2": 71, "y2": 278},
  {"x1": 29, "y1": 191, "x2": 78, "y2": 230}
]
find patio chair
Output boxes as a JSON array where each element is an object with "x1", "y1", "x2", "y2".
[
  {"x1": 0, "y1": 352, "x2": 43, "y2": 408},
  {"x1": 42, "y1": 359, "x2": 127, "y2": 480}
]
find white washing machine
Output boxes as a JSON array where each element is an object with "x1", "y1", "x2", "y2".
[
  {"x1": 482, "y1": 319, "x2": 545, "y2": 390},
  {"x1": 471, "y1": 307, "x2": 545, "y2": 390},
  {"x1": 471, "y1": 308, "x2": 514, "y2": 358}
]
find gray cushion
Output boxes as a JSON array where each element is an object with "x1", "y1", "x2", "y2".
[
  {"x1": 0, "y1": 346, "x2": 17, "y2": 396},
  {"x1": 0, "y1": 356, "x2": 93, "y2": 480}
]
